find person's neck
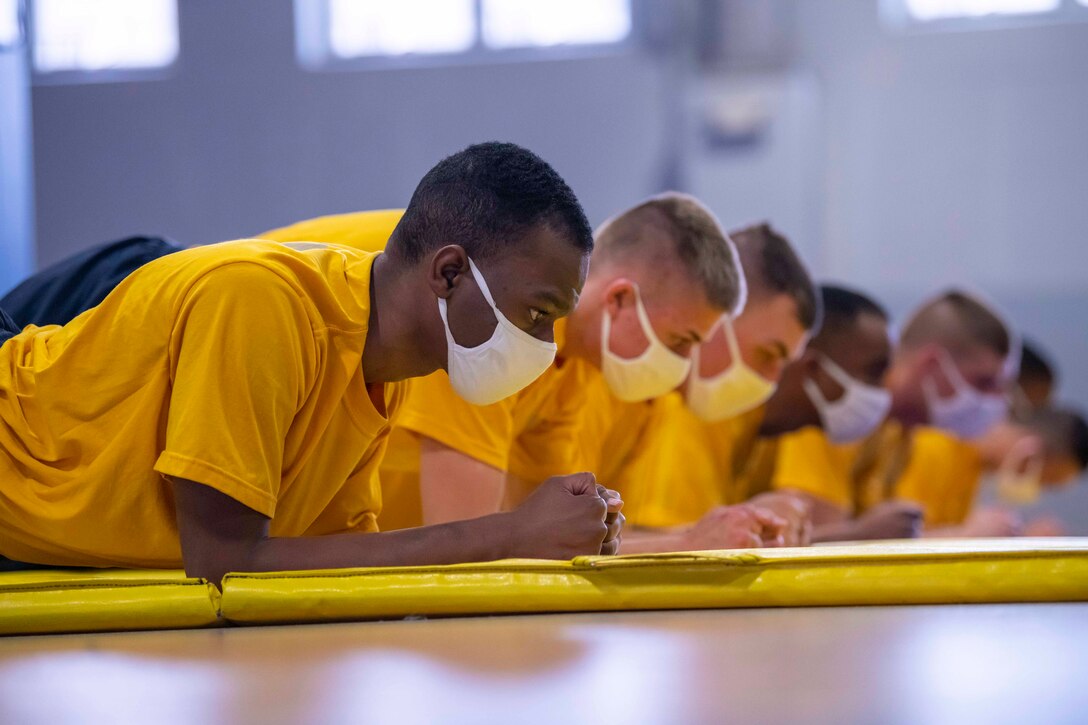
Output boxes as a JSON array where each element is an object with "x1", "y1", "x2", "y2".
[
  {"x1": 758, "y1": 391, "x2": 820, "y2": 437},
  {"x1": 889, "y1": 381, "x2": 927, "y2": 431},
  {"x1": 559, "y1": 305, "x2": 597, "y2": 369},
  {"x1": 361, "y1": 254, "x2": 443, "y2": 384}
]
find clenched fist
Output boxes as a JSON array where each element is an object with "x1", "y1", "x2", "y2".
[
  {"x1": 682, "y1": 503, "x2": 787, "y2": 551},
  {"x1": 747, "y1": 491, "x2": 813, "y2": 546},
  {"x1": 506, "y1": 473, "x2": 624, "y2": 559}
]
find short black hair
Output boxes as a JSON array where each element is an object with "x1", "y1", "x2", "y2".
[
  {"x1": 813, "y1": 284, "x2": 888, "y2": 343},
  {"x1": 1025, "y1": 406, "x2": 1088, "y2": 471},
  {"x1": 386, "y1": 142, "x2": 592, "y2": 263},
  {"x1": 1020, "y1": 338, "x2": 1057, "y2": 386},
  {"x1": 730, "y1": 223, "x2": 821, "y2": 332}
]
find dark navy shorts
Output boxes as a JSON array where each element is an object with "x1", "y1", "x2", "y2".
[{"x1": 1, "y1": 235, "x2": 184, "y2": 329}]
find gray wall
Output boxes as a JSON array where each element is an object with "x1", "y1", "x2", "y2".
[
  {"x1": 790, "y1": 0, "x2": 1088, "y2": 410},
  {"x1": 30, "y1": 0, "x2": 667, "y2": 266}
]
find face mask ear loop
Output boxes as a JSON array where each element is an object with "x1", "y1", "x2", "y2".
[
  {"x1": 818, "y1": 353, "x2": 858, "y2": 389},
  {"x1": 436, "y1": 297, "x2": 458, "y2": 348},
  {"x1": 689, "y1": 341, "x2": 703, "y2": 383},
  {"x1": 630, "y1": 282, "x2": 657, "y2": 339},
  {"x1": 937, "y1": 348, "x2": 978, "y2": 396},
  {"x1": 690, "y1": 315, "x2": 734, "y2": 385},
  {"x1": 721, "y1": 314, "x2": 742, "y2": 362},
  {"x1": 623, "y1": 282, "x2": 688, "y2": 367},
  {"x1": 466, "y1": 258, "x2": 499, "y2": 311},
  {"x1": 601, "y1": 296, "x2": 616, "y2": 359}
]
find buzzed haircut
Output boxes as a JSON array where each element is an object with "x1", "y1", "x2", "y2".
[
  {"x1": 812, "y1": 284, "x2": 887, "y2": 345},
  {"x1": 1024, "y1": 407, "x2": 1088, "y2": 471},
  {"x1": 386, "y1": 142, "x2": 593, "y2": 264},
  {"x1": 899, "y1": 290, "x2": 1011, "y2": 358},
  {"x1": 592, "y1": 192, "x2": 744, "y2": 313},
  {"x1": 730, "y1": 223, "x2": 821, "y2": 333},
  {"x1": 1020, "y1": 338, "x2": 1057, "y2": 387}
]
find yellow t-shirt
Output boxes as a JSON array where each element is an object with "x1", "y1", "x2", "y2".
[
  {"x1": 611, "y1": 396, "x2": 769, "y2": 527},
  {"x1": 771, "y1": 422, "x2": 977, "y2": 527},
  {"x1": 771, "y1": 426, "x2": 868, "y2": 512},
  {"x1": 509, "y1": 350, "x2": 612, "y2": 484},
  {"x1": 893, "y1": 427, "x2": 982, "y2": 526},
  {"x1": 0, "y1": 240, "x2": 404, "y2": 568}
]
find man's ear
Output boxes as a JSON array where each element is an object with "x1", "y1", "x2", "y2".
[
  {"x1": 906, "y1": 342, "x2": 944, "y2": 385},
  {"x1": 602, "y1": 278, "x2": 636, "y2": 320},
  {"x1": 426, "y1": 245, "x2": 470, "y2": 299}
]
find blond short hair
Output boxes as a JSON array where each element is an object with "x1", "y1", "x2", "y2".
[
  {"x1": 594, "y1": 192, "x2": 745, "y2": 314},
  {"x1": 901, "y1": 290, "x2": 1012, "y2": 358}
]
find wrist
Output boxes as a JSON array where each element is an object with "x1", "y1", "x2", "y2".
[{"x1": 479, "y1": 511, "x2": 519, "y2": 561}]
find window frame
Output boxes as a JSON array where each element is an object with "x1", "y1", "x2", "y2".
[
  {"x1": 29, "y1": 0, "x2": 180, "y2": 86},
  {"x1": 296, "y1": 0, "x2": 637, "y2": 73}
]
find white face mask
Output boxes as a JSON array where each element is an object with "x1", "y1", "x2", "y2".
[
  {"x1": 600, "y1": 284, "x2": 691, "y2": 403},
  {"x1": 685, "y1": 314, "x2": 776, "y2": 422},
  {"x1": 923, "y1": 351, "x2": 1008, "y2": 440},
  {"x1": 803, "y1": 354, "x2": 892, "y2": 444},
  {"x1": 438, "y1": 257, "x2": 557, "y2": 406},
  {"x1": 996, "y1": 438, "x2": 1044, "y2": 506}
]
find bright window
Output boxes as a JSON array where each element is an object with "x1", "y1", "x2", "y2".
[
  {"x1": 328, "y1": 0, "x2": 474, "y2": 58},
  {"x1": 33, "y1": 0, "x2": 178, "y2": 73},
  {"x1": 481, "y1": 0, "x2": 631, "y2": 49},
  {"x1": 883, "y1": 0, "x2": 1088, "y2": 29},
  {"x1": 903, "y1": 0, "x2": 1059, "y2": 20},
  {"x1": 309, "y1": 0, "x2": 632, "y2": 65},
  {"x1": 0, "y1": 0, "x2": 20, "y2": 47}
]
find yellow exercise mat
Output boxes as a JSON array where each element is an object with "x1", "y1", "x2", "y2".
[
  {"x1": 0, "y1": 569, "x2": 220, "y2": 636},
  {"x1": 220, "y1": 538, "x2": 1088, "y2": 626}
]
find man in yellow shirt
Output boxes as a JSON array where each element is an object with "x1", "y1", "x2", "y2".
[
  {"x1": 613, "y1": 223, "x2": 820, "y2": 551},
  {"x1": 0, "y1": 142, "x2": 624, "y2": 581},
  {"x1": 619, "y1": 283, "x2": 895, "y2": 551},
  {"x1": 773, "y1": 290, "x2": 1018, "y2": 540}
]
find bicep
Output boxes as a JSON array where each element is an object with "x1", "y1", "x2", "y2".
[
  {"x1": 418, "y1": 436, "x2": 505, "y2": 524},
  {"x1": 171, "y1": 476, "x2": 270, "y2": 581}
]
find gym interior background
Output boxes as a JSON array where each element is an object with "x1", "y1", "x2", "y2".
[{"x1": 2, "y1": 0, "x2": 1086, "y2": 527}]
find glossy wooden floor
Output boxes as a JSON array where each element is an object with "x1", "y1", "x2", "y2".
[{"x1": 1, "y1": 603, "x2": 1086, "y2": 724}]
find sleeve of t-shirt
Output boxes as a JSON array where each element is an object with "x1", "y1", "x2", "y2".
[
  {"x1": 154, "y1": 262, "x2": 315, "y2": 518},
  {"x1": 772, "y1": 427, "x2": 854, "y2": 510},
  {"x1": 394, "y1": 370, "x2": 516, "y2": 472}
]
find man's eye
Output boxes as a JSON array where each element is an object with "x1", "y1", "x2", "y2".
[{"x1": 529, "y1": 308, "x2": 546, "y2": 323}]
